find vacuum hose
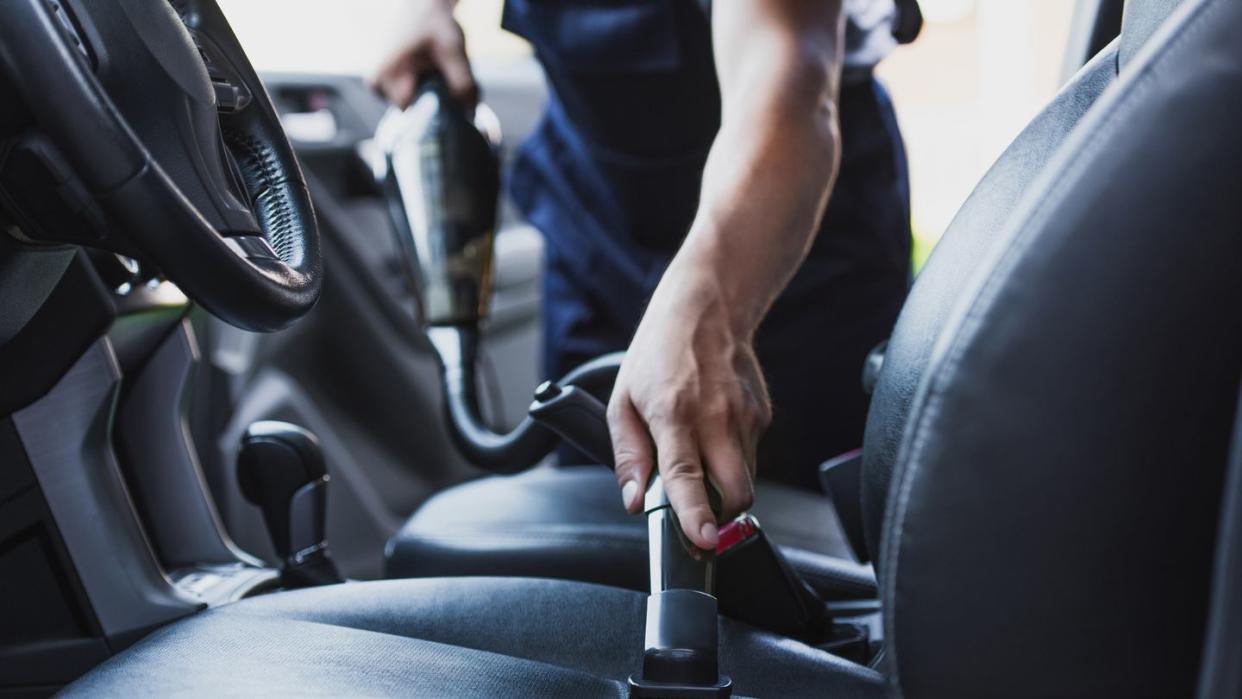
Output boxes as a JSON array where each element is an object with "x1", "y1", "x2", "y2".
[{"x1": 426, "y1": 325, "x2": 622, "y2": 473}]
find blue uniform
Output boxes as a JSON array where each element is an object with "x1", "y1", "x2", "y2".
[{"x1": 503, "y1": 0, "x2": 913, "y2": 490}]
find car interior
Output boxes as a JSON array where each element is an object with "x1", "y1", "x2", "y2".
[{"x1": 1, "y1": 0, "x2": 1241, "y2": 696}]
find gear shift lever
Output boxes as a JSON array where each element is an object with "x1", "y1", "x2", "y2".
[{"x1": 237, "y1": 421, "x2": 342, "y2": 588}]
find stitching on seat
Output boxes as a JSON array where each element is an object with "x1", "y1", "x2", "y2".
[{"x1": 876, "y1": 0, "x2": 1221, "y2": 693}]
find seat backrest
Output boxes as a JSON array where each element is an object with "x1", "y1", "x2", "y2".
[
  {"x1": 877, "y1": 0, "x2": 1242, "y2": 695},
  {"x1": 860, "y1": 0, "x2": 1183, "y2": 564}
]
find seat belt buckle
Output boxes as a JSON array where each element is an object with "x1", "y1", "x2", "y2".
[{"x1": 714, "y1": 515, "x2": 832, "y2": 642}]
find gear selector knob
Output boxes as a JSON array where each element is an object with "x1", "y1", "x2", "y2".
[{"x1": 237, "y1": 421, "x2": 342, "y2": 588}]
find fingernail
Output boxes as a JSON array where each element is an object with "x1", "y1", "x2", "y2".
[
  {"x1": 700, "y1": 522, "x2": 719, "y2": 548},
  {"x1": 621, "y1": 480, "x2": 640, "y2": 510}
]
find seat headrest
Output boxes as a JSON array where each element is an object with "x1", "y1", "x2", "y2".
[{"x1": 1120, "y1": 0, "x2": 1183, "y2": 69}]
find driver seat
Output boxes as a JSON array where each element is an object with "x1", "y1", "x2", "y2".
[
  {"x1": 383, "y1": 0, "x2": 1182, "y2": 601},
  {"x1": 66, "y1": 0, "x2": 1242, "y2": 695}
]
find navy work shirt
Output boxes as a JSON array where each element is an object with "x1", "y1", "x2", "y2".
[{"x1": 503, "y1": 0, "x2": 914, "y2": 487}]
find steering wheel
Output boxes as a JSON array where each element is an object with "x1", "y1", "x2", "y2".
[{"x1": 0, "y1": 0, "x2": 320, "y2": 331}]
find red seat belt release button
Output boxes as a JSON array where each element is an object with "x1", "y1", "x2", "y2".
[{"x1": 716, "y1": 515, "x2": 759, "y2": 554}]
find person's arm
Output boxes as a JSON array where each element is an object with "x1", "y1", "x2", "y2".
[
  {"x1": 373, "y1": 0, "x2": 476, "y2": 107},
  {"x1": 608, "y1": 1, "x2": 846, "y2": 549}
]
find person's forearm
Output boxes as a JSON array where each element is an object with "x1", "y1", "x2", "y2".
[
  {"x1": 677, "y1": 53, "x2": 842, "y2": 339},
  {"x1": 607, "y1": 2, "x2": 846, "y2": 547}
]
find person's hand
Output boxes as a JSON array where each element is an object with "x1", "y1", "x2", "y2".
[
  {"x1": 372, "y1": 0, "x2": 477, "y2": 108},
  {"x1": 608, "y1": 246, "x2": 772, "y2": 550}
]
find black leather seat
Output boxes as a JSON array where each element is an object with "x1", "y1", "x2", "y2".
[
  {"x1": 67, "y1": 0, "x2": 1242, "y2": 695},
  {"x1": 387, "y1": 467, "x2": 880, "y2": 600}
]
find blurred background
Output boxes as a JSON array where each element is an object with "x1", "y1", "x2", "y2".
[{"x1": 218, "y1": 0, "x2": 1079, "y2": 269}]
